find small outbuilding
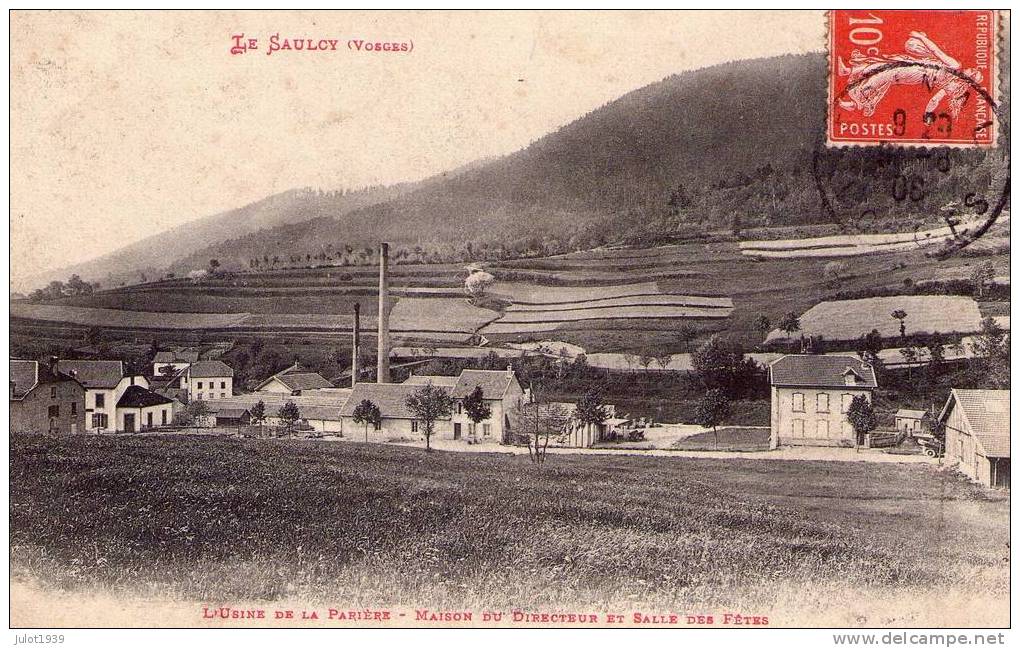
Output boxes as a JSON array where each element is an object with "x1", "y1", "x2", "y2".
[
  {"x1": 116, "y1": 385, "x2": 175, "y2": 432},
  {"x1": 894, "y1": 408, "x2": 930, "y2": 436}
]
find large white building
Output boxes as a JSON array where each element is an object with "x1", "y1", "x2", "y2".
[
  {"x1": 769, "y1": 354, "x2": 878, "y2": 448},
  {"x1": 164, "y1": 360, "x2": 234, "y2": 401},
  {"x1": 56, "y1": 360, "x2": 150, "y2": 432}
]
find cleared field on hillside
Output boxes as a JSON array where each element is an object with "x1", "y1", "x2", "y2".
[
  {"x1": 739, "y1": 219, "x2": 1005, "y2": 259},
  {"x1": 496, "y1": 305, "x2": 732, "y2": 324},
  {"x1": 766, "y1": 295, "x2": 984, "y2": 342},
  {"x1": 10, "y1": 435, "x2": 1007, "y2": 627},
  {"x1": 491, "y1": 281, "x2": 662, "y2": 303},
  {"x1": 507, "y1": 294, "x2": 733, "y2": 311},
  {"x1": 10, "y1": 303, "x2": 251, "y2": 329},
  {"x1": 12, "y1": 297, "x2": 497, "y2": 334}
]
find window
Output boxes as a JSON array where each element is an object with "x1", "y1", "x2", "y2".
[
  {"x1": 48, "y1": 405, "x2": 60, "y2": 419},
  {"x1": 792, "y1": 392, "x2": 805, "y2": 412},
  {"x1": 197, "y1": 381, "x2": 203, "y2": 389},
  {"x1": 50, "y1": 387, "x2": 57, "y2": 398},
  {"x1": 95, "y1": 393, "x2": 105, "y2": 408},
  {"x1": 221, "y1": 381, "x2": 226, "y2": 389},
  {"x1": 816, "y1": 393, "x2": 829, "y2": 413},
  {"x1": 456, "y1": 402, "x2": 462, "y2": 414},
  {"x1": 196, "y1": 393, "x2": 203, "y2": 400},
  {"x1": 209, "y1": 393, "x2": 215, "y2": 399},
  {"x1": 792, "y1": 419, "x2": 805, "y2": 438},
  {"x1": 483, "y1": 423, "x2": 491, "y2": 437},
  {"x1": 71, "y1": 402, "x2": 77, "y2": 416},
  {"x1": 92, "y1": 413, "x2": 108, "y2": 428},
  {"x1": 841, "y1": 393, "x2": 854, "y2": 413},
  {"x1": 373, "y1": 420, "x2": 381, "y2": 431},
  {"x1": 411, "y1": 421, "x2": 419, "y2": 433},
  {"x1": 146, "y1": 412, "x2": 153, "y2": 428},
  {"x1": 161, "y1": 410, "x2": 168, "y2": 426},
  {"x1": 816, "y1": 420, "x2": 829, "y2": 439}
]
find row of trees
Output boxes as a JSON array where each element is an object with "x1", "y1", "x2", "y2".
[{"x1": 27, "y1": 274, "x2": 100, "y2": 302}]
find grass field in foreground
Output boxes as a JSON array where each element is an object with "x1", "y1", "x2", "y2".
[{"x1": 9, "y1": 434, "x2": 1008, "y2": 626}]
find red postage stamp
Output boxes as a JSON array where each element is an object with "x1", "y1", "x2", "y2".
[{"x1": 828, "y1": 10, "x2": 998, "y2": 146}]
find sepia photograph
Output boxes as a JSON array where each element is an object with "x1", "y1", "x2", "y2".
[{"x1": 6, "y1": 8, "x2": 1011, "y2": 637}]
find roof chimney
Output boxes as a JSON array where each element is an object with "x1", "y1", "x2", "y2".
[
  {"x1": 507, "y1": 363, "x2": 514, "y2": 376},
  {"x1": 377, "y1": 242, "x2": 391, "y2": 383},
  {"x1": 48, "y1": 356, "x2": 59, "y2": 376}
]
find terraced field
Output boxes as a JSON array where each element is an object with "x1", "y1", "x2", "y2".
[
  {"x1": 739, "y1": 217, "x2": 1008, "y2": 259},
  {"x1": 766, "y1": 295, "x2": 986, "y2": 343}
]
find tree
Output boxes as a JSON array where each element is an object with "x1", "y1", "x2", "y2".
[
  {"x1": 464, "y1": 271, "x2": 495, "y2": 298},
  {"x1": 249, "y1": 400, "x2": 266, "y2": 435},
  {"x1": 176, "y1": 399, "x2": 210, "y2": 427},
  {"x1": 693, "y1": 389, "x2": 730, "y2": 448},
  {"x1": 823, "y1": 260, "x2": 851, "y2": 286},
  {"x1": 352, "y1": 399, "x2": 382, "y2": 442},
  {"x1": 655, "y1": 354, "x2": 673, "y2": 370},
  {"x1": 855, "y1": 328, "x2": 886, "y2": 381},
  {"x1": 674, "y1": 323, "x2": 698, "y2": 353},
  {"x1": 574, "y1": 388, "x2": 609, "y2": 449},
  {"x1": 277, "y1": 401, "x2": 301, "y2": 436},
  {"x1": 891, "y1": 309, "x2": 908, "y2": 339},
  {"x1": 208, "y1": 259, "x2": 221, "y2": 274},
  {"x1": 898, "y1": 345, "x2": 920, "y2": 381},
  {"x1": 691, "y1": 335, "x2": 761, "y2": 397},
  {"x1": 753, "y1": 314, "x2": 772, "y2": 342},
  {"x1": 405, "y1": 384, "x2": 455, "y2": 451},
  {"x1": 970, "y1": 260, "x2": 996, "y2": 298},
  {"x1": 970, "y1": 316, "x2": 1009, "y2": 388},
  {"x1": 845, "y1": 395, "x2": 876, "y2": 446},
  {"x1": 462, "y1": 386, "x2": 492, "y2": 439},
  {"x1": 777, "y1": 312, "x2": 801, "y2": 338},
  {"x1": 638, "y1": 354, "x2": 655, "y2": 373}
]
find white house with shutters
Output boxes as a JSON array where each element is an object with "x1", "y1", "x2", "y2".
[{"x1": 769, "y1": 354, "x2": 878, "y2": 449}]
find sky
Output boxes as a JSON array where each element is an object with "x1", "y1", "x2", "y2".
[{"x1": 10, "y1": 10, "x2": 825, "y2": 282}]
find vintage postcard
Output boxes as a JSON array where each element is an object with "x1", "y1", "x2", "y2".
[{"x1": 7, "y1": 8, "x2": 1011, "y2": 636}]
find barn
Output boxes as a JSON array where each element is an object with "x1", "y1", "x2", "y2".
[{"x1": 939, "y1": 389, "x2": 1010, "y2": 489}]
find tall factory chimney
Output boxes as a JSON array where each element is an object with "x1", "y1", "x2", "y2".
[
  {"x1": 351, "y1": 302, "x2": 361, "y2": 388},
  {"x1": 376, "y1": 242, "x2": 391, "y2": 383}
]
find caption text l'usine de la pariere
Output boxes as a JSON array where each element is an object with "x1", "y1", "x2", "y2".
[
  {"x1": 200, "y1": 606, "x2": 770, "y2": 625},
  {"x1": 230, "y1": 33, "x2": 413, "y2": 55}
]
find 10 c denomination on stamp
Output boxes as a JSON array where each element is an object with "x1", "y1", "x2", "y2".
[{"x1": 828, "y1": 10, "x2": 998, "y2": 147}]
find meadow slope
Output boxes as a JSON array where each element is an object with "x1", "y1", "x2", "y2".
[{"x1": 9, "y1": 435, "x2": 1008, "y2": 627}]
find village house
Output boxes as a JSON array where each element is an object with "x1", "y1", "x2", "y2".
[
  {"x1": 340, "y1": 381, "x2": 452, "y2": 441},
  {"x1": 10, "y1": 359, "x2": 86, "y2": 434},
  {"x1": 939, "y1": 389, "x2": 1010, "y2": 489},
  {"x1": 204, "y1": 390, "x2": 351, "y2": 434},
  {"x1": 56, "y1": 360, "x2": 149, "y2": 432},
  {"x1": 406, "y1": 367, "x2": 525, "y2": 443},
  {"x1": 769, "y1": 354, "x2": 878, "y2": 448},
  {"x1": 894, "y1": 408, "x2": 931, "y2": 437},
  {"x1": 116, "y1": 385, "x2": 175, "y2": 432},
  {"x1": 164, "y1": 360, "x2": 234, "y2": 401},
  {"x1": 254, "y1": 363, "x2": 334, "y2": 395},
  {"x1": 152, "y1": 350, "x2": 200, "y2": 377}
]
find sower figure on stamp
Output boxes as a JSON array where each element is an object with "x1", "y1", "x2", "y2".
[{"x1": 838, "y1": 31, "x2": 982, "y2": 121}]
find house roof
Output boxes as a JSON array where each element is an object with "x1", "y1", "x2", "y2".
[
  {"x1": 769, "y1": 355, "x2": 878, "y2": 389},
  {"x1": 186, "y1": 360, "x2": 234, "y2": 378},
  {"x1": 340, "y1": 382, "x2": 451, "y2": 420},
  {"x1": 117, "y1": 385, "x2": 174, "y2": 408},
  {"x1": 258, "y1": 371, "x2": 333, "y2": 392},
  {"x1": 154, "y1": 350, "x2": 200, "y2": 363},
  {"x1": 56, "y1": 360, "x2": 124, "y2": 389},
  {"x1": 405, "y1": 374, "x2": 459, "y2": 387},
  {"x1": 896, "y1": 408, "x2": 928, "y2": 419},
  {"x1": 941, "y1": 389, "x2": 1010, "y2": 458},
  {"x1": 203, "y1": 392, "x2": 350, "y2": 421},
  {"x1": 154, "y1": 386, "x2": 188, "y2": 404},
  {"x1": 10, "y1": 360, "x2": 38, "y2": 399},
  {"x1": 451, "y1": 369, "x2": 517, "y2": 398},
  {"x1": 215, "y1": 408, "x2": 251, "y2": 419}
]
